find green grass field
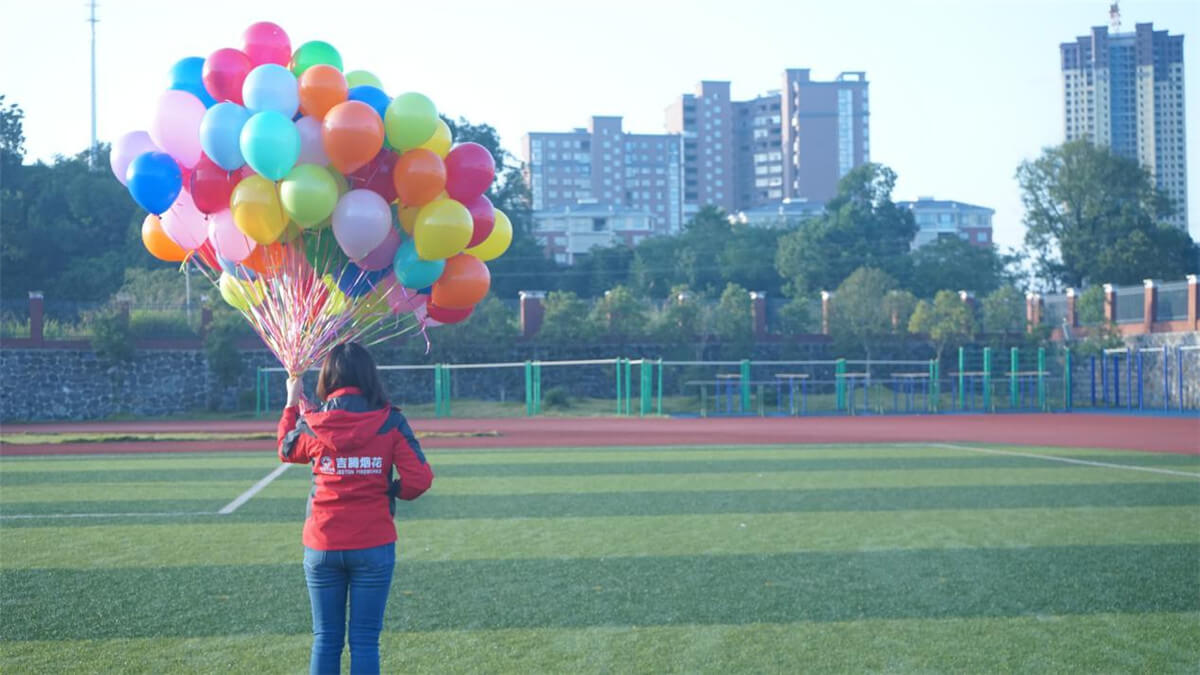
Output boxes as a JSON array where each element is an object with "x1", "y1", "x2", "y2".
[{"x1": 2, "y1": 442, "x2": 1199, "y2": 673}]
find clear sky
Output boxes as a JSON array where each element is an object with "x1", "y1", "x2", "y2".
[{"x1": 4, "y1": 0, "x2": 1198, "y2": 250}]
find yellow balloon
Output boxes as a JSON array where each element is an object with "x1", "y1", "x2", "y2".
[
  {"x1": 219, "y1": 273, "x2": 263, "y2": 312},
  {"x1": 356, "y1": 286, "x2": 391, "y2": 321},
  {"x1": 280, "y1": 222, "x2": 304, "y2": 243},
  {"x1": 464, "y1": 208, "x2": 513, "y2": 262},
  {"x1": 231, "y1": 175, "x2": 287, "y2": 245},
  {"x1": 416, "y1": 119, "x2": 452, "y2": 158},
  {"x1": 413, "y1": 199, "x2": 472, "y2": 260},
  {"x1": 398, "y1": 205, "x2": 420, "y2": 235},
  {"x1": 320, "y1": 275, "x2": 349, "y2": 316}
]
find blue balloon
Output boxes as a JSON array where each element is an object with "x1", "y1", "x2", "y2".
[
  {"x1": 240, "y1": 111, "x2": 301, "y2": 181},
  {"x1": 393, "y1": 240, "x2": 445, "y2": 290},
  {"x1": 243, "y1": 64, "x2": 299, "y2": 117},
  {"x1": 347, "y1": 86, "x2": 389, "y2": 122},
  {"x1": 217, "y1": 255, "x2": 258, "y2": 281},
  {"x1": 417, "y1": 286, "x2": 433, "y2": 295},
  {"x1": 169, "y1": 57, "x2": 216, "y2": 107},
  {"x1": 125, "y1": 152, "x2": 182, "y2": 215},
  {"x1": 337, "y1": 262, "x2": 388, "y2": 298},
  {"x1": 200, "y1": 102, "x2": 251, "y2": 171}
]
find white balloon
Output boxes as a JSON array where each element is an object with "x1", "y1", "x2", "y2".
[
  {"x1": 150, "y1": 90, "x2": 206, "y2": 169},
  {"x1": 295, "y1": 116, "x2": 329, "y2": 166}
]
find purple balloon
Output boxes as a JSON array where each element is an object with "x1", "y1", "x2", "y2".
[
  {"x1": 332, "y1": 189, "x2": 391, "y2": 260},
  {"x1": 110, "y1": 131, "x2": 159, "y2": 185},
  {"x1": 354, "y1": 225, "x2": 402, "y2": 271}
]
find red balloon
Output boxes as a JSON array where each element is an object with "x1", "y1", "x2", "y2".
[
  {"x1": 203, "y1": 48, "x2": 253, "y2": 104},
  {"x1": 243, "y1": 22, "x2": 291, "y2": 67},
  {"x1": 426, "y1": 303, "x2": 474, "y2": 325},
  {"x1": 443, "y1": 142, "x2": 496, "y2": 202},
  {"x1": 189, "y1": 156, "x2": 245, "y2": 214},
  {"x1": 462, "y1": 194, "x2": 495, "y2": 248},
  {"x1": 347, "y1": 150, "x2": 399, "y2": 203}
]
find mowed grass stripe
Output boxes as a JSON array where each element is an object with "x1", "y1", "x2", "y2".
[
  {"x1": 4, "y1": 506, "x2": 1197, "y2": 570},
  {"x1": 0, "y1": 481, "x2": 272, "y2": 504},
  {"x1": 3, "y1": 481, "x2": 1198, "y2": 523},
  {"x1": 4, "y1": 452, "x2": 1196, "y2": 486},
  {"x1": 4, "y1": 613, "x2": 1198, "y2": 674},
  {"x1": 3, "y1": 544, "x2": 1196, "y2": 640}
]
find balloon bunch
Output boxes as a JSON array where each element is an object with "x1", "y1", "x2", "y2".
[{"x1": 114, "y1": 22, "x2": 512, "y2": 376}]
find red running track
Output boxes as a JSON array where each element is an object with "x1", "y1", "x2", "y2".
[{"x1": 2, "y1": 413, "x2": 1196, "y2": 456}]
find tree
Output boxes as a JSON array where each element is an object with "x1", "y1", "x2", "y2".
[
  {"x1": 589, "y1": 285, "x2": 647, "y2": 343},
  {"x1": 430, "y1": 295, "x2": 519, "y2": 359},
  {"x1": 1076, "y1": 285, "x2": 1106, "y2": 325},
  {"x1": 775, "y1": 164, "x2": 916, "y2": 295},
  {"x1": 909, "y1": 236, "x2": 1019, "y2": 298},
  {"x1": 908, "y1": 290, "x2": 976, "y2": 360},
  {"x1": 776, "y1": 295, "x2": 816, "y2": 335},
  {"x1": 1, "y1": 94, "x2": 25, "y2": 173},
  {"x1": 712, "y1": 282, "x2": 752, "y2": 357},
  {"x1": 980, "y1": 286, "x2": 1026, "y2": 335},
  {"x1": 828, "y1": 267, "x2": 898, "y2": 358},
  {"x1": 536, "y1": 291, "x2": 596, "y2": 344},
  {"x1": 1017, "y1": 140, "x2": 1199, "y2": 288}
]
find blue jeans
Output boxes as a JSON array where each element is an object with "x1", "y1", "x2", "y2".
[{"x1": 303, "y1": 543, "x2": 395, "y2": 675}]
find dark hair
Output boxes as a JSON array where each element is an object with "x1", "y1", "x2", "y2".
[{"x1": 316, "y1": 342, "x2": 388, "y2": 409}]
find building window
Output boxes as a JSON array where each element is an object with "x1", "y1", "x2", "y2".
[{"x1": 592, "y1": 218, "x2": 607, "y2": 232}]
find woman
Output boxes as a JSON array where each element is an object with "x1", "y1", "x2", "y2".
[{"x1": 277, "y1": 342, "x2": 434, "y2": 675}]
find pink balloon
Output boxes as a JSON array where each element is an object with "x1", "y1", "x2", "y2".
[
  {"x1": 243, "y1": 22, "x2": 291, "y2": 67},
  {"x1": 462, "y1": 194, "x2": 496, "y2": 248},
  {"x1": 203, "y1": 48, "x2": 253, "y2": 105},
  {"x1": 444, "y1": 142, "x2": 496, "y2": 202},
  {"x1": 296, "y1": 116, "x2": 329, "y2": 166},
  {"x1": 110, "y1": 131, "x2": 159, "y2": 185},
  {"x1": 412, "y1": 302, "x2": 441, "y2": 326},
  {"x1": 151, "y1": 90, "x2": 206, "y2": 168},
  {"x1": 354, "y1": 226, "x2": 402, "y2": 271},
  {"x1": 387, "y1": 286, "x2": 428, "y2": 315},
  {"x1": 160, "y1": 190, "x2": 208, "y2": 250},
  {"x1": 332, "y1": 189, "x2": 391, "y2": 260},
  {"x1": 208, "y1": 209, "x2": 256, "y2": 262}
]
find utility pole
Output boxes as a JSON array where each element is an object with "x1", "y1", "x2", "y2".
[{"x1": 88, "y1": 0, "x2": 99, "y2": 170}]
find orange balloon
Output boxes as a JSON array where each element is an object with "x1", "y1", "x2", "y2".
[
  {"x1": 323, "y1": 101, "x2": 384, "y2": 174},
  {"x1": 241, "y1": 242, "x2": 290, "y2": 277},
  {"x1": 298, "y1": 65, "x2": 348, "y2": 121},
  {"x1": 393, "y1": 149, "x2": 447, "y2": 207},
  {"x1": 430, "y1": 254, "x2": 490, "y2": 309},
  {"x1": 142, "y1": 214, "x2": 188, "y2": 262}
]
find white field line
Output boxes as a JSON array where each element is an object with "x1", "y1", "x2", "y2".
[
  {"x1": 933, "y1": 443, "x2": 1200, "y2": 479},
  {"x1": 0, "y1": 511, "x2": 216, "y2": 520},
  {"x1": 218, "y1": 463, "x2": 292, "y2": 515}
]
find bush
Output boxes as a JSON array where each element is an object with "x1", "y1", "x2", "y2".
[
  {"x1": 129, "y1": 310, "x2": 197, "y2": 338},
  {"x1": 90, "y1": 310, "x2": 134, "y2": 362},
  {"x1": 205, "y1": 311, "x2": 244, "y2": 387},
  {"x1": 542, "y1": 386, "x2": 571, "y2": 409}
]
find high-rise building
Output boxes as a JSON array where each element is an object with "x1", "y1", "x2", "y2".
[
  {"x1": 668, "y1": 70, "x2": 869, "y2": 215},
  {"x1": 1061, "y1": 20, "x2": 1187, "y2": 229},
  {"x1": 522, "y1": 116, "x2": 682, "y2": 236},
  {"x1": 780, "y1": 69, "x2": 870, "y2": 205}
]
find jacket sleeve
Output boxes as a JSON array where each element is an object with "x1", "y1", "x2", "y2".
[
  {"x1": 277, "y1": 406, "x2": 318, "y2": 464},
  {"x1": 389, "y1": 410, "x2": 433, "y2": 500}
]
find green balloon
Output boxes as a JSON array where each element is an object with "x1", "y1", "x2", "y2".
[
  {"x1": 290, "y1": 41, "x2": 343, "y2": 76},
  {"x1": 384, "y1": 92, "x2": 438, "y2": 152},
  {"x1": 280, "y1": 164, "x2": 338, "y2": 227},
  {"x1": 304, "y1": 231, "x2": 350, "y2": 274},
  {"x1": 345, "y1": 70, "x2": 382, "y2": 89}
]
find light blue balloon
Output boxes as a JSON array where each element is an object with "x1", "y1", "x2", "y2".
[
  {"x1": 168, "y1": 57, "x2": 216, "y2": 108},
  {"x1": 243, "y1": 64, "x2": 299, "y2": 117},
  {"x1": 393, "y1": 239, "x2": 445, "y2": 289},
  {"x1": 199, "y1": 102, "x2": 250, "y2": 171},
  {"x1": 239, "y1": 111, "x2": 301, "y2": 181}
]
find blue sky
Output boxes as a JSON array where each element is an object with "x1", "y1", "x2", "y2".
[{"x1": 4, "y1": 0, "x2": 1198, "y2": 250}]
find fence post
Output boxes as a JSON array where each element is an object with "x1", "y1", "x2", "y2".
[
  {"x1": 657, "y1": 357, "x2": 667, "y2": 415},
  {"x1": 1125, "y1": 347, "x2": 1132, "y2": 410},
  {"x1": 982, "y1": 347, "x2": 992, "y2": 411},
  {"x1": 835, "y1": 358, "x2": 847, "y2": 412},
  {"x1": 957, "y1": 347, "x2": 965, "y2": 411},
  {"x1": 1037, "y1": 347, "x2": 1046, "y2": 411},
  {"x1": 740, "y1": 359, "x2": 752, "y2": 414},
  {"x1": 1064, "y1": 348, "x2": 1072, "y2": 411},
  {"x1": 533, "y1": 361, "x2": 542, "y2": 415},
  {"x1": 433, "y1": 365, "x2": 443, "y2": 418},
  {"x1": 625, "y1": 358, "x2": 633, "y2": 416},
  {"x1": 1163, "y1": 344, "x2": 1169, "y2": 411},
  {"x1": 524, "y1": 361, "x2": 533, "y2": 416},
  {"x1": 28, "y1": 291, "x2": 44, "y2": 345},
  {"x1": 929, "y1": 359, "x2": 939, "y2": 413},
  {"x1": 254, "y1": 367, "x2": 262, "y2": 418},
  {"x1": 1010, "y1": 347, "x2": 1019, "y2": 409},
  {"x1": 1136, "y1": 350, "x2": 1144, "y2": 410},
  {"x1": 615, "y1": 358, "x2": 623, "y2": 415}
]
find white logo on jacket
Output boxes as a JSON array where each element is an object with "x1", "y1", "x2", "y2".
[{"x1": 318, "y1": 456, "x2": 385, "y2": 475}]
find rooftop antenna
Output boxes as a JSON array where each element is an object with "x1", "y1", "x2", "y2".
[
  {"x1": 1109, "y1": 2, "x2": 1122, "y2": 33},
  {"x1": 87, "y1": 0, "x2": 99, "y2": 170}
]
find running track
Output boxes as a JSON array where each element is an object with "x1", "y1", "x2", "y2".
[{"x1": 2, "y1": 413, "x2": 1197, "y2": 455}]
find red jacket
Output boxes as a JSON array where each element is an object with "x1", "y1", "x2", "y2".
[{"x1": 277, "y1": 387, "x2": 433, "y2": 551}]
